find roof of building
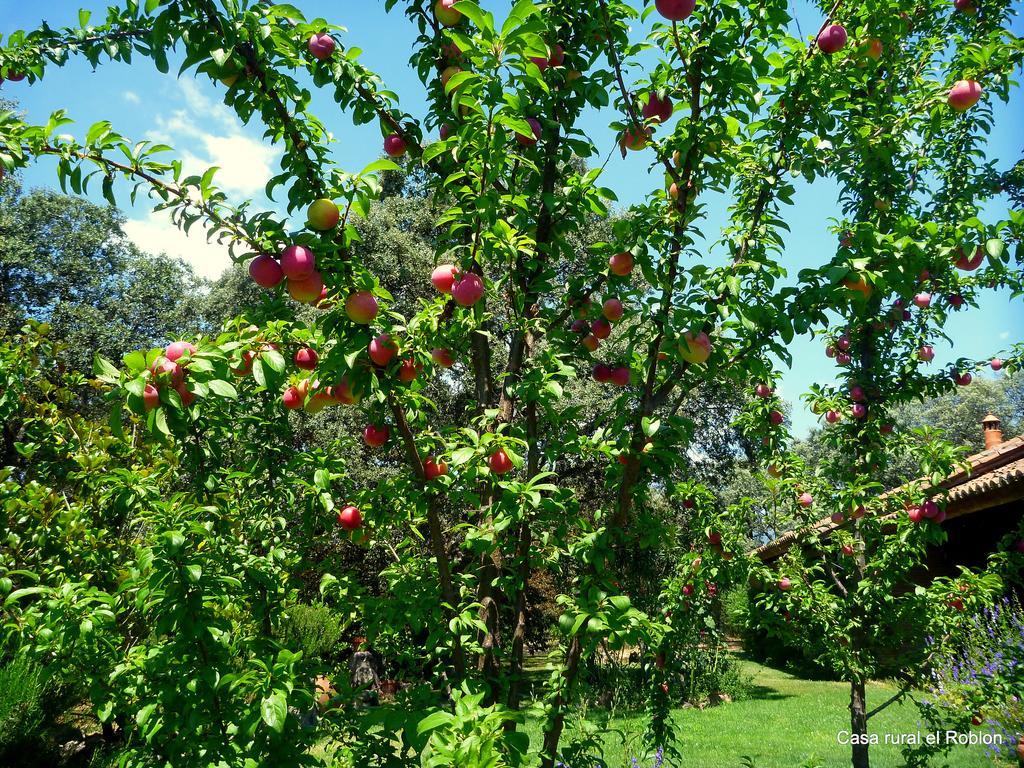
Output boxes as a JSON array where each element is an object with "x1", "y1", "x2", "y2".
[{"x1": 754, "y1": 433, "x2": 1024, "y2": 563}]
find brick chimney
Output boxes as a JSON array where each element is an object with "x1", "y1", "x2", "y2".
[{"x1": 982, "y1": 414, "x2": 1002, "y2": 450}]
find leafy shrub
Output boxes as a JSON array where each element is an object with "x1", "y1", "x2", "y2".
[
  {"x1": 907, "y1": 595, "x2": 1024, "y2": 765},
  {"x1": 720, "y1": 585, "x2": 749, "y2": 638},
  {"x1": 277, "y1": 602, "x2": 346, "y2": 663},
  {"x1": 0, "y1": 655, "x2": 46, "y2": 754}
]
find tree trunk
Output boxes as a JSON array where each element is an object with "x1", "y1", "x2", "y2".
[{"x1": 850, "y1": 677, "x2": 870, "y2": 768}]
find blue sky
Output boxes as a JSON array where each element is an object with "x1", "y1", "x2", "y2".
[{"x1": 2, "y1": 1, "x2": 1021, "y2": 435}]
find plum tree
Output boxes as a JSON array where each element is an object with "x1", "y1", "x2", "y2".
[{"x1": 1, "y1": 1, "x2": 1021, "y2": 767}]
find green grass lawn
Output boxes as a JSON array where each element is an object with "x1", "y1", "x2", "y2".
[{"x1": 522, "y1": 659, "x2": 1011, "y2": 768}]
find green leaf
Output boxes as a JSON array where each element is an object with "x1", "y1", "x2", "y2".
[
  {"x1": 208, "y1": 380, "x2": 238, "y2": 399},
  {"x1": 260, "y1": 690, "x2": 288, "y2": 733},
  {"x1": 359, "y1": 158, "x2": 401, "y2": 176},
  {"x1": 450, "y1": 447, "x2": 476, "y2": 465},
  {"x1": 123, "y1": 351, "x2": 147, "y2": 371},
  {"x1": 417, "y1": 710, "x2": 454, "y2": 734},
  {"x1": 93, "y1": 354, "x2": 120, "y2": 382},
  {"x1": 984, "y1": 238, "x2": 1005, "y2": 262},
  {"x1": 262, "y1": 348, "x2": 286, "y2": 373}
]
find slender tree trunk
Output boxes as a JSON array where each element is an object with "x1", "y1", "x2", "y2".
[{"x1": 850, "y1": 677, "x2": 870, "y2": 768}]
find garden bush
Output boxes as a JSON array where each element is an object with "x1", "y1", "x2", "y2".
[
  {"x1": 277, "y1": 602, "x2": 348, "y2": 664},
  {"x1": 0, "y1": 1, "x2": 1022, "y2": 767},
  {"x1": 0, "y1": 655, "x2": 46, "y2": 755}
]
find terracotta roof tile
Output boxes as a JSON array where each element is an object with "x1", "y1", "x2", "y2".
[{"x1": 754, "y1": 435, "x2": 1024, "y2": 562}]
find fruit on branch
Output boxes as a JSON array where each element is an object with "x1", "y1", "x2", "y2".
[
  {"x1": 431, "y1": 264, "x2": 459, "y2": 294},
  {"x1": 570, "y1": 319, "x2": 588, "y2": 334},
  {"x1": 755, "y1": 383, "x2": 773, "y2": 398},
  {"x1": 434, "y1": 0, "x2": 462, "y2": 27},
  {"x1": 816, "y1": 24, "x2": 848, "y2": 54},
  {"x1": 451, "y1": 272, "x2": 485, "y2": 306},
  {"x1": 249, "y1": 254, "x2": 284, "y2": 288},
  {"x1": 609, "y1": 251, "x2": 634, "y2": 276},
  {"x1": 851, "y1": 403, "x2": 867, "y2": 420},
  {"x1": 669, "y1": 180, "x2": 699, "y2": 203},
  {"x1": 440, "y1": 66, "x2": 461, "y2": 87},
  {"x1": 280, "y1": 245, "x2": 316, "y2": 279},
  {"x1": 1015, "y1": 539, "x2": 1024, "y2": 553},
  {"x1": 369, "y1": 334, "x2": 398, "y2": 367},
  {"x1": 850, "y1": 384, "x2": 867, "y2": 402},
  {"x1": 602, "y1": 298, "x2": 624, "y2": 322},
  {"x1": 591, "y1": 318, "x2": 611, "y2": 340},
  {"x1": 922, "y1": 500, "x2": 940, "y2": 518},
  {"x1": 947, "y1": 79, "x2": 982, "y2": 111},
  {"x1": 825, "y1": 346, "x2": 836, "y2": 358},
  {"x1": 337, "y1": 505, "x2": 363, "y2": 531},
  {"x1": 837, "y1": 335, "x2": 851, "y2": 352},
  {"x1": 991, "y1": 358, "x2": 1003, "y2": 371},
  {"x1": 836, "y1": 351, "x2": 852, "y2": 365},
  {"x1": 431, "y1": 348, "x2": 455, "y2": 368},
  {"x1": 516, "y1": 118, "x2": 542, "y2": 147},
  {"x1": 581, "y1": 334, "x2": 600, "y2": 352},
  {"x1": 593, "y1": 363, "x2": 612, "y2": 383},
  {"x1": 798, "y1": 492, "x2": 813, "y2": 508},
  {"x1": 948, "y1": 294, "x2": 964, "y2": 309},
  {"x1": 918, "y1": 345, "x2": 935, "y2": 362},
  {"x1": 678, "y1": 331, "x2": 711, "y2": 364},
  {"x1": 232, "y1": 350, "x2": 255, "y2": 376},
  {"x1": 955, "y1": 371, "x2": 973, "y2": 386},
  {"x1": 682, "y1": 584, "x2": 694, "y2": 597},
  {"x1": 3, "y1": 71, "x2": 26, "y2": 82},
  {"x1": 305, "y1": 390, "x2": 334, "y2": 414},
  {"x1": 307, "y1": 198, "x2": 340, "y2": 231},
  {"x1": 620, "y1": 125, "x2": 651, "y2": 151},
  {"x1": 655, "y1": 0, "x2": 696, "y2": 21},
  {"x1": 778, "y1": 577, "x2": 793, "y2": 591},
  {"x1": 826, "y1": 410, "x2": 840, "y2": 424},
  {"x1": 143, "y1": 384, "x2": 160, "y2": 411},
  {"x1": 642, "y1": 93, "x2": 673, "y2": 123},
  {"x1": 610, "y1": 366, "x2": 631, "y2": 387},
  {"x1": 913, "y1": 292, "x2": 932, "y2": 308},
  {"x1": 308, "y1": 33, "x2": 336, "y2": 60},
  {"x1": 843, "y1": 274, "x2": 872, "y2": 299},
  {"x1": 288, "y1": 272, "x2": 325, "y2": 304},
  {"x1": 954, "y1": 246, "x2": 984, "y2": 271},
  {"x1": 424, "y1": 456, "x2": 448, "y2": 480},
  {"x1": 831, "y1": 512, "x2": 845, "y2": 524},
  {"x1": 907, "y1": 505, "x2": 924, "y2": 523},
  {"x1": 769, "y1": 410, "x2": 784, "y2": 426},
  {"x1": 345, "y1": 291, "x2": 379, "y2": 324},
  {"x1": 175, "y1": 382, "x2": 195, "y2": 407},
  {"x1": 862, "y1": 38, "x2": 883, "y2": 59},
  {"x1": 439, "y1": 123, "x2": 454, "y2": 140},
  {"x1": 151, "y1": 358, "x2": 184, "y2": 387},
  {"x1": 283, "y1": 385, "x2": 305, "y2": 410},
  {"x1": 488, "y1": 448, "x2": 514, "y2": 474},
  {"x1": 294, "y1": 348, "x2": 319, "y2": 370},
  {"x1": 397, "y1": 358, "x2": 420, "y2": 383},
  {"x1": 334, "y1": 377, "x2": 361, "y2": 405},
  {"x1": 165, "y1": 341, "x2": 196, "y2": 362},
  {"x1": 384, "y1": 134, "x2": 407, "y2": 158},
  {"x1": 954, "y1": 0, "x2": 977, "y2": 12},
  {"x1": 363, "y1": 424, "x2": 390, "y2": 448},
  {"x1": 947, "y1": 598, "x2": 964, "y2": 611}
]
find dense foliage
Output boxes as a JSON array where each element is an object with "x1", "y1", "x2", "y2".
[{"x1": 1, "y1": 0, "x2": 1023, "y2": 767}]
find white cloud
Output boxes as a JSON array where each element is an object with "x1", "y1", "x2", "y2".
[
  {"x1": 123, "y1": 90, "x2": 140, "y2": 104},
  {"x1": 147, "y1": 79, "x2": 281, "y2": 198},
  {"x1": 123, "y1": 212, "x2": 235, "y2": 281}
]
